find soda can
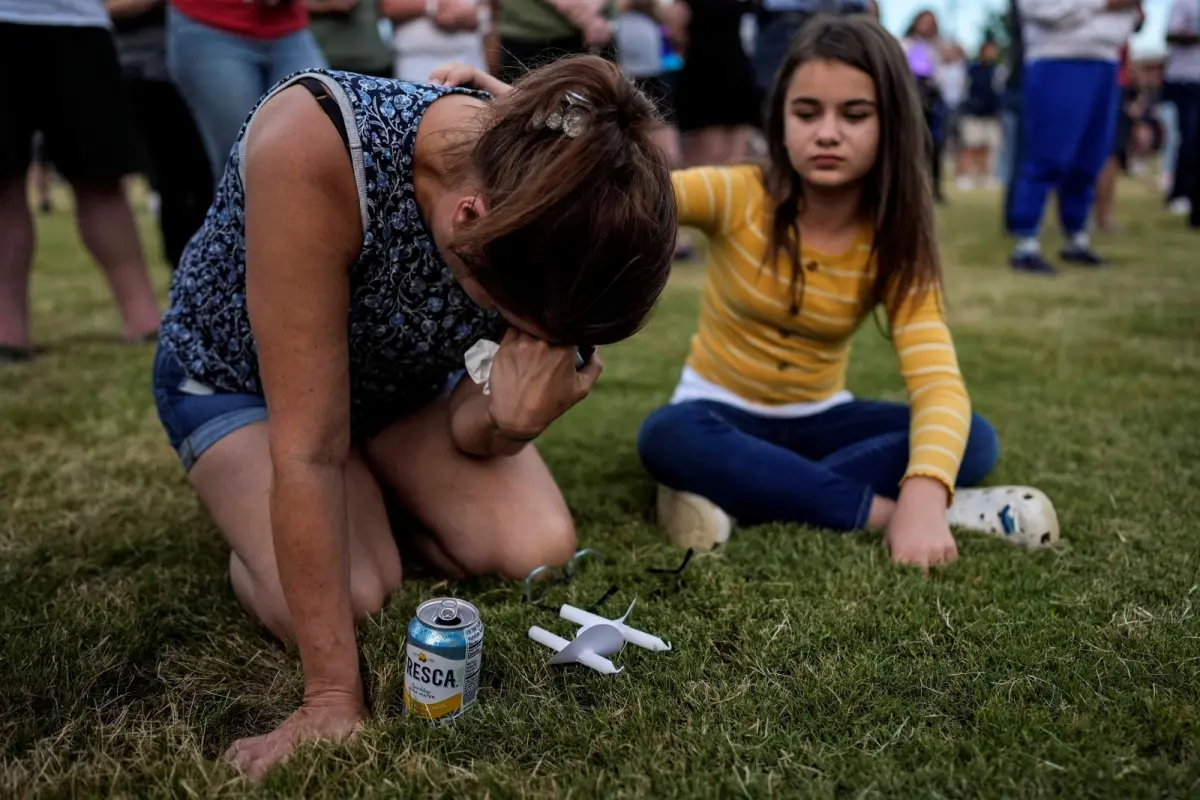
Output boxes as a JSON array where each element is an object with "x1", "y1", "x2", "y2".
[{"x1": 404, "y1": 597, "x2": 483, "y2": 723}]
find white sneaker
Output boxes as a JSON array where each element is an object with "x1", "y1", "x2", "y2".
[
  {"x1": 656, "y1": 485, "x2": 733, "y2": 552},
  {"x1": 1169, "y1": 198, "x2": 1192, "y2": 216},
  {"x1": 947, "y1": 487, "x2": 1060, "y2": 549}
]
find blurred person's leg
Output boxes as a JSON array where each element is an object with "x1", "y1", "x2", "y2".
[
  {"x1": 41, "y1": 25, "x2": 160, "y2": 340},
  {"x1": 265, "y1": 26, "x2": 328, "y2": 84},
  {"x1": 1058, "y1": 62, "x2": 1119, "y2": 261},
  {"x1": 167, "y1": 6, "x2": 273, "y2": 180},
  {"x1": 1000, "y1": 92, "x2": 1024, "y2": 232},
  {"x1": 0, "y1": 175, "x2": 36, "y2": 355},
  {"x1": 0, "y1": 23, "x2": 39, "y2": 354},
  {"x1": 1168, "y1": 83, "x2": 1200, "y2": 211},
  {"x1": 1191, "y1": 121, "x2": 1200, "y2": 230},
  {"x1": 130, "y1": 78, "x2": 214, "y2": 269},
  {"x1": 1157, "y1": 92, "x2": 1180, "y2": 196}
]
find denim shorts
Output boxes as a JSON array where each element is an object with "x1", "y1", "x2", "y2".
[{"x1": 151, "y1": 342, "x2": 267, "y2": 471}]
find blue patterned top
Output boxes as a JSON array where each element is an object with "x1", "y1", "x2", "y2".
[{"x1": 160, "y1": 70, "x2": 504, "y2": 437}]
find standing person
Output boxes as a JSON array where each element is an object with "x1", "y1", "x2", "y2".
[
  {"x1": 674, "y1": 0, "x2": 760, "y2": 166},
  {"x1": 0, "y1": 0, "x2": 162, "y2": 362},
  {"x1": 153, "y1": 56, "x2": 676, "y2": 779},
  {"x1": 382, "y1": 0, "x2": 488, "y2": 83},
  {"x1": 1164, "y1": 0, "x2": 1200, "y2": 216},
  {"x1": 1000, "y1": 0, "x2": 1025, "y2": 231},
  {"x1": 636, "y1": 16, "x2": 1059, "y2": 562},
  {"x1": 109, "y1": 0, "x2": 214, "y2": 270},
  {"x1": 1094, "y1": 25, "x2": 1144, "y2": 232},
  {"x1": 903, "y1": 10, "x2": 949, "y2": 201},
  {"x1": 309, "y1": 0, "x2": 395, "y2": 77},
  {"x1": 166, "y1": 0, "x2": 329, "y2": 180},
  {"x1": 751, "y1": 0, "x2": 870, "y2": 97},
  {"x1": 957, "y1": 40, "x2": 1003, "y2": 190},
  {"x1": 494, "y1": 0, "x2": 615, "y2": 83},
  {"x1": 1007, "y1": 0, "x2": 1141, "y2": 275}
]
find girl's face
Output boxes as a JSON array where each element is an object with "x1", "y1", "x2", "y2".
[{"x1": 782, "y1": 59, "x2": 880, "y2": 192}]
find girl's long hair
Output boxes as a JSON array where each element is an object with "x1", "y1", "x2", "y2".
[{"x1": 761, "y1": 14, "x2": 942, "y2": 323}]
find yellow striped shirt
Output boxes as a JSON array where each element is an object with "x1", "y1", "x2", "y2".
[{"x1": 673, "y1": 165, "x2": 972, "y2": 495}]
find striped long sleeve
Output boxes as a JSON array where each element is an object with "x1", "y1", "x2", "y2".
[{"x1": 891, "y1": 289, "x2": 972, "y2": 498}]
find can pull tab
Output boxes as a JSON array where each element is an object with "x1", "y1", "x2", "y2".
[{"x1": 435, "y1": 600, "x2": 461, "y2": 626}]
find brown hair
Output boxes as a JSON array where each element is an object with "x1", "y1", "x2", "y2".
[
  {"x1": 762, "y1": 14, "x2": 941, "y2": 323},
  {"x1": 450, "y1": 56, "x2": 676, "y2": 346}
]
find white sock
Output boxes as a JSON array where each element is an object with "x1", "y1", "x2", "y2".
[
  {"x1": 1070, "y1": 231, "x2": 1090, "y2": 250},
  {"x1": 1015, "y1": 237, "x2": 1040, "y2": 256}
]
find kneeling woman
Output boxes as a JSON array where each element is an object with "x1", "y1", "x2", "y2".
[
  {"x1": 153, "y1": 57, "x2": 674, "y2": 776},
  {"x1": 636, "y1": 16, "x2": 1059, "y2": 566}
]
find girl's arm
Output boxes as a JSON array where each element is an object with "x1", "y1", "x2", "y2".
[
  {"x1": 671, "y1": 166, "x2": 757, "y2": 238},
  {"x1": 890, "y1": 287, "x2": 972, "y2": 499},
  {"x1": 428, "y1": 62, "x2": 513, "y2": 97}
]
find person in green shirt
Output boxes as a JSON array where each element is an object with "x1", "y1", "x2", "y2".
[
  {"x1": 495, "y1": 0, "x2": 617, "y2": 82},
  {"x1": 308, "y1": 0, "x2": 395, "y2": 77}
]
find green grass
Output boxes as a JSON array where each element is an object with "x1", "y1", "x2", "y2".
[{"x1": 2, "y1": 181, "x2": 1199, "y2": 798}]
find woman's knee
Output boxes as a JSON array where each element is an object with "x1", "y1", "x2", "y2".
[
  {"x1": 491, "y1": 508, "x2": 578, "y2": 581},
  {"x1": 959, "y1": 414, "x2": 1000, "y2": 487}
]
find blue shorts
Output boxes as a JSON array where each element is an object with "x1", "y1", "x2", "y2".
[
  {"x1": 151, "y1": 342, "x2": 267, "y2": 471},
  {"x1": 152, "y1": 342, "x2": 472, "y2": 471}
]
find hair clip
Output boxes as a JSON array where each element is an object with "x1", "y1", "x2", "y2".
[{"x1": 530, "y1": 90, "x2": 591, "y2": 138}]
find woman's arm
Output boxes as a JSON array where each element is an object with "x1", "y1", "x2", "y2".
[
  {"x1": 428, "y1": 62, "x2": 513, "y2": 96},
  {"x1": 380, "y1": 0, "x2": 428, "y2": 23},
  {"x1": 448, "y1": 329, "x2": 603, "y2": 458},
  {"x1": 237, "y1": 87, "x2": 367, "y2": 769}
]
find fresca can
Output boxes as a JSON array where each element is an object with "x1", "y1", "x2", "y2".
[{"x1": 404, "y1": 598, "x2": 483, "y2": 723}]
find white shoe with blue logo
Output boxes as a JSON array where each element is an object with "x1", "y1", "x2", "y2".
[{"x1": 947, "y1": 487, "x2": 1060, "y2": 549}]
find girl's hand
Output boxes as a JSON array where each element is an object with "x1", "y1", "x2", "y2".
[
  {"x1": 883, "y1": 477, "x2": 958, "y2": 572},
  {"x1": 427, "y1": 62, "x2": 513, "y2": 97},
  {"x1": 486, "y1": 328, "x2": 601, "y2": 440}
]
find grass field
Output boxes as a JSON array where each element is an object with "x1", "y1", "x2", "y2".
[{"x1": 2, "y1": 181, "x2": 1199, "y2": 798}]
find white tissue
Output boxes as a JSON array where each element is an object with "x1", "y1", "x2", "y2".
[{"x1": 464, "y1": 338, "x2": 500, "y2": 395}]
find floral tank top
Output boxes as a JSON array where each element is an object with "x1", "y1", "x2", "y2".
[{"x1": 159, "y1": 70, "x2": 503, "y2": 437}]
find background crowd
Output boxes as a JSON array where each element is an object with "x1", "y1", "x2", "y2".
[{"x1": 1, "y1": 0, "x2": 1198, "y2": 362}]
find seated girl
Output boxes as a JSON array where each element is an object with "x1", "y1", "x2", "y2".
[
  {"x1": 635, "y1": 15, "x2": 1060, "y2": 566},
  {"x1": 153, "y1": 57, "x2": 675, "y2": 777}
]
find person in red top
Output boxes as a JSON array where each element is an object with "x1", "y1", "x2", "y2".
[{"x1": 167, "y1": 0, "x2": 329, "y2": 179}]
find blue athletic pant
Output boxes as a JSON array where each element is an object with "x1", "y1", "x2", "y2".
[{"x1": 1009, "y1": 59, "x2": 1120, "y2": 239}]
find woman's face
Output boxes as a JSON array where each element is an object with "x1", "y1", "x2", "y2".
[{"x1": 782, "y1": 59, "x2": 880, "y2": 191}]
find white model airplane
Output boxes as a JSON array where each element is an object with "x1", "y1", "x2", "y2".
[{"x1": 528, "y1": 600, "x2": 672, "y2": 675}]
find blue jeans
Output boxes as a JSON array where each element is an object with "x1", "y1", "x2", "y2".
[
  {"x1": 1009, "y1": 59, "x2": 1119, "y2": 239},
  {"x1": 166, "y1": 6, "x2": 328, "y2": 180},
  {"x1": 637, "y1": 400, "x2": 1000, "y2": 532}
]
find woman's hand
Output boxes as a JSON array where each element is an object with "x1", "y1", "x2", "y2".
[
  {"x1": 486, "y1": 328, "x2": 601, "y2": 441},
  {"x1": 883, "y1": 477, "x2": 958, "y2": 572},
  {"x1": 224, "y1": 691, "x2": 367, "y2": 781},
  {"x1": 427, "y1": 62, "x2": 513, "y2": 97}
]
